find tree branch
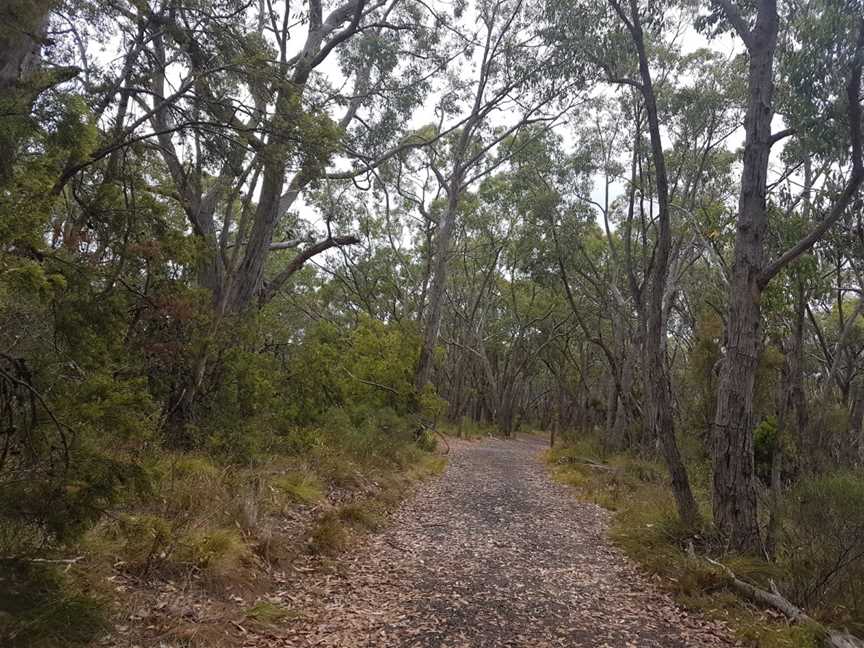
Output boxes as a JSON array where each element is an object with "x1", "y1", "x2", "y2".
[
  {"x1": 712, "y1": 0, "x2": 753, "y2": 49},
  {"x1": 262, "y1": 235, "x2": 361, "y2": 302},
  {"x1": 758, "y1": 19, "x2": 864, "y2": 287}
]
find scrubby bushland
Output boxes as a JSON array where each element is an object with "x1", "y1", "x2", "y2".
[
  {"x1": 778, "y1": 474, "x2": 864, "y2": 632},
  {"x1": 5, "y1": 0, "x2": 864, "y2": 643},
  {"x1": 0, "y1": 292, "x2": 442, "y2": 645}
]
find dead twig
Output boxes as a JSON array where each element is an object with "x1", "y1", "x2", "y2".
[
  {"x1": 432, "y1": 427, "x2": 450, "y2": 455},
  {"x1": 1, "y1": 555, "x2": 85, "y2": 565}
]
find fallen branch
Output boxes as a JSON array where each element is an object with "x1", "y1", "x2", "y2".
[
  {"x1": 705, "y1": 557, "x2": 864, "y2": 648},
  {"x1": 432, "y1": 427, "x2": 450, "y2": 455},
  {"x1": 1, "y1": 555, "x2": 85, "y2": 565}
]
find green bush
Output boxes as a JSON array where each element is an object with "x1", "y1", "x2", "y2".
[
  {"x1": 778, "y1": 472, "x2": 864, "y2": 631},
  {"x1": 753, "y1": 416, "x2": 778, "y2": 483},
  {"x1": 0, "y1": 447, "x2": 148, "y2": 555}
]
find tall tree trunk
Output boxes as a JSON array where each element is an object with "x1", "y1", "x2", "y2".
[
  {"x1": 711, "y1": 2, "x2": 778, "y2": 553},
  {"x1": 849, "y1": 383, "x2": 864, "y2": 467},
  {"x1": 604, "y1": 370, "x2": 618, "y2": 447},
  {"x1": 614, "y1": 333, "x2": 640, "y2": 449},
  {"x1": 711, "y1": 5, "x2": 864, "y2": 551},
  {"x1": 0, "y1": 1, "x2": 78, "y2": 185},
  {"x1": 790, "y1": 279, "x2": 810, "y2": 472},
  {"x1": 415, "y1": 187, "x2": 461, "y2": 392}
]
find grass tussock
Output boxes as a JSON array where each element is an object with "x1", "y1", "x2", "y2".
[
  {"x1": 272, "y1": 471, "x2": 325, "y2": 504},
  {"x1": 547, "y1": 440, "x2": 823, "y2": 648},
  {"x1": 245, "y1": 601, "x2": 301, "y2": 624},
  {"x1": 308, "y1": 511, "x2": 349, "y2": 555}
]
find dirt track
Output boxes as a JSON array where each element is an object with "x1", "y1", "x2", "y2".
[{"x1": 281, "y1": 435, "x2": 739, "y2": 647}]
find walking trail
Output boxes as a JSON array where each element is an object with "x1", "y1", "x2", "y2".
[{"x1": 280, "y1": 435, "x2": 740, "y2": 647}]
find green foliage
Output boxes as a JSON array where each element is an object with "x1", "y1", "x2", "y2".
[
  {"x1": 779, "y1": 473, "x2": 864, "y2": 632},
  {"x1": 0, "y1": 447, "x2": 148, "y2": 554},
  {"x1": 681, "y1": 310, "x2": 723, "y2": 445},
  {"x1": 281, "y1": 316, "x2": 422, "y2": 425},
  {"x1": 202, "y1": 346, "x2": 286, "y2": 463},
  {"x1": 753, "y1": 416, "x2": 778, "y2": 482}
]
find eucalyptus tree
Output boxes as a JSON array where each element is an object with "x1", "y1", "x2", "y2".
[
  {"x1": 127, "y1": 0, "x2": 448, "y2": 313},
  {"x1": 0, "y1": 1, "x2": 89, "y2": 186},
  {"x1": 547, "y1": 0, "x2": 705, "y2": 528},
  {"x1": 705, "y1": 0, "x2": 864, "y2": 552},
  {"x1": 34, "y1": 0, "x2": 456, "y2": 433},
  {"x1": 436, "y1": 147, "x2": 573, "y2": 434},
  {"x1": 412, "y1": 0, "x2": 576, "y2": 393}
]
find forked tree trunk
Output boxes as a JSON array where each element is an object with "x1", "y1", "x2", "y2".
[
  {"x1": 711, "y1": 4, "x2": 864, "y2": 552},
  {"x1": 415, "y1": 188, "x2": 461, "y2": 393}
]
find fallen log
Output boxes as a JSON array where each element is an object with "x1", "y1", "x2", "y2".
[{"x1": 705, "y1": 557, "x2": 864, "y2": 648}]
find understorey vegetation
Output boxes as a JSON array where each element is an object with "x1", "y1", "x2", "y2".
[
  {"x1": 4, "y1": 0, "x2": 864, "y2": 645},
  {"x1": 549, "y1": 438, "x2": 864, "y2": 647}
]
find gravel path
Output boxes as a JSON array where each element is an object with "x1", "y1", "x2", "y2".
[{"x1": 281, "y1": 436, "x2": 739, "y2": 647}]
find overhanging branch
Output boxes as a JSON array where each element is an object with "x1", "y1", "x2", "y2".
[{"x1": 262, "y1": 234, "x2": 361, "y2": 303}]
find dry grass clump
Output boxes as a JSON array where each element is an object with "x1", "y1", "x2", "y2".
[{"x1": 271, "y1": 471, "x2": 325, "y2": 504}]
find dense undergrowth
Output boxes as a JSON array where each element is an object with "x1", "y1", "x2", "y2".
[
  {"x1": 0, "y1": 310, "x2": 446, "y2": 647},
  {"x1": 1, "y1": 427, "x2": 445, "y2": 648},
  {"x1": 547, "y1": 437, "x2": 864, "y2": 648}
]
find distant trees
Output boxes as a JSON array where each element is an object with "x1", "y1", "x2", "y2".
[{"x1": 413, "y1": 0, "x2": 573, "y2": 393}]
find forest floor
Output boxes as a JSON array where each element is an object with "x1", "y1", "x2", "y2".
[{"x1": 272, "y1": 435, "x2": 741, "y2": 647}]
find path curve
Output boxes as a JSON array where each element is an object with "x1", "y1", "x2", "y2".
[{"x1": 282, "y1": 436, "x2": 739, "y2": 647}]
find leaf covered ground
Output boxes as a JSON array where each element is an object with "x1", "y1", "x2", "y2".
[{"x1": 273, "y1": 436, "x2": 740, "y2": 647}]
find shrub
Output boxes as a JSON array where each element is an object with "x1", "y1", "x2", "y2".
[
  {"x1": 0, "y1": 562, "x2": 107, "y2": 648},
  {"x1": 778, "y1": 472, "x2": 864, "y2": 631},
  {"x1": 753, "y1": 416, "x2": 778, "y2": 483}
]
